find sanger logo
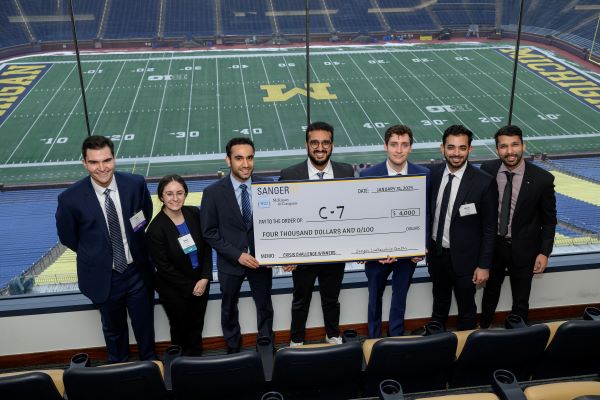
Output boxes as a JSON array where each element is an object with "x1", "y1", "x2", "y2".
[
  {"x1": 260, "y1": 82, "x2": 337, "y2": 102},
  {"x1": 498, "y1": 47, "x2": 600, "y2": 111},
  {"x1": 0, "y1": 64, "x2": 49, "y2": 123}
]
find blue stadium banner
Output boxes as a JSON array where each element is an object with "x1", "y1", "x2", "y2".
[{"x1": 0, "y1": 64, "x2": 50, "y2": 124}]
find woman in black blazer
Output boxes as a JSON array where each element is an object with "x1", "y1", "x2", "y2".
[{"x1": 146, "y1": 174, "x2": 212, "y2": 356}]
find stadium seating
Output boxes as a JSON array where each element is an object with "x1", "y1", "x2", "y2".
[
  {"x1": 103, "y1": 0, "x2": 159, "y2": 39},
  {"x1": 0, "y1": 369, "x2": 65, "y2": 399},
  {"x1": 449, "y1": 324, "x2": 550, "y2": 388},
  {"x1": 362, "y1": 332, "x2": 457, "y2": 394},
  {"x1": 163, "y1": 0, "x2": 216, "y2": 38},
  {"x1": 0, "y1": 2, "x2": 30, "y2": 47},
  {"x1": 270, "y1": 342, "x2": 363, "y2": 399},
  {"x1": 548, "y1": 158, "x2": 600, "y2": 183},
  {"x1": 171, "y1": 351, "x2": 266, "y2": 400},
  {"x1": 220, "y1": 0, "x2": 272, "y2": 36},
  {"x1": 533, "y1": 319, "x2": 600, "y2": 379},
  {"x1": 524, "y1": 381, "x2": 600, "y2": 400}
]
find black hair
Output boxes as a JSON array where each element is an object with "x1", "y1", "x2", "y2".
[{"x1": 82, "y1": 135, "x2": 114, "y2": 160}]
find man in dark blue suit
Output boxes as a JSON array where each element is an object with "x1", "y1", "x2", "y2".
[
  {"x1": 427, "y1": 125, "x2": 498, "y2": 330},
  {"x1": 56, "y1": 136, "x2": 156, "y2": 362},
  {"x1": 360, "y1": 124, "x2": 431, "y2": 338},
  {"x1": 200, "y1": 137, "x2": 273, "y2": 353}
]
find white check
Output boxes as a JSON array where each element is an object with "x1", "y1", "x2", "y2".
[{"x1": 252, "y1": 175, "x2": 426, "y2": 265}]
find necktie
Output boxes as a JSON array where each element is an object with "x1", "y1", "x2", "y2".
[
  {"x1": 240, "y1": 184, "x2": 252, "y2": 225},
  {"x1": 436, "y1": 174, "x2": 454, "y2": 256},
  {"x1": 104, "y1": 189, "x2": 128, "y2": 273},
  {"x1": 317, "y1": 171, "x2": 325, "y2": 180},
  {"x1": 499, "y1": 171, "x2": 515, "y2": 237}
]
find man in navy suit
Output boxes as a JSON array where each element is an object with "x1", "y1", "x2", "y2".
[
  {"x1": 200, "y1": 137, "x2": 273, "y2": 353},
  {"x1": 279, "y1": 121, "x2": 355, "y2": 346},
  {"x1": 427, "y1": 125, "x2": 497, "y2": 330},
  {"x1": 360, "y1": 124, "x2": 430, "y2": 338},
  {"x1": 56, "y1": 136, "x2": 156, "y2": 362},
  {"x1": 479, "y1": 125, "x2": 556, "y2": 327}
]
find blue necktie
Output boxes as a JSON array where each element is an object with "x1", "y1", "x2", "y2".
[
  {"x1": 317, "y1": 171, "x2": 325, "y2": 179},
  {"x1": 104, "y1": 188, "x2": 128, "y2": 273},
  {"x1": 240, "y1": 184, "x2": 252, "y2": 225}
]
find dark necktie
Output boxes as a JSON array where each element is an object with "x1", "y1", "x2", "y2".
[
  {"x1": 436, "y1": 174, "x2": 454, "y2": 256},
  {"x1": 240, "y1": 184, "x2": 252, "y2": 225},
  {"x1": 317, "y1": 171, "x2": 325, "y2": 179},
  {"x1": 104, "y1": 188, "x2": 128, "y2": 273},
  {"x1": 499, "y1": 171, "x2": 515, "y2": 237}
]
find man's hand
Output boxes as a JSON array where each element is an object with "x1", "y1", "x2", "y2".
[
  {"x1": 378, "y1": 256, "x2": 397, "y2": 264},
  {"x1": 238, "y1": 253, "x2": 259, "y2": 269},
  {"x1": 472, "y1": 267, "x2": 489, "y2": 285},
  {"x1": 192, "y1": 279, "x2": 209, "y2": 296},
  {"x1": 282, "y1": 265, "x2": 297, "y2": 272},
  {"x1": 533, "y1": 254, "x2": 548, "y2": 274}
]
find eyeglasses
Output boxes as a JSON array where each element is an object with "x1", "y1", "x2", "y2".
[
  {"x1": 308, "y1": 140, "x2": 332, "y2": 149},
  {"x1": 163, "y1": 191, "x2": 186, "y2": 198}
]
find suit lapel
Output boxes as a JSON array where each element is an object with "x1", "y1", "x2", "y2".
[
  {"x1": 451, "y1": 164, "x2": 474, "y2": 220},
  {"x1": 223, "y1": 175, "x2": 246, "y2": 227},
  {"x1": 85, "y1": 177, "x2": 110, "y2": 241}
]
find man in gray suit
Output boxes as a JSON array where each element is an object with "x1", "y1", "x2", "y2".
[{"x1": 279, "y1": 121, "x2": 354, "y2": 345}]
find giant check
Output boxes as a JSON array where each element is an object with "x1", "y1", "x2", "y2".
[{"x1": 252, "y1": 175, "x2": 426, "y2": 265}]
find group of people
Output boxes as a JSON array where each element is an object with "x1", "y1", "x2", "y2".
[{"x1": 55, "y1": 120, "x2": 556, "y2": 362}]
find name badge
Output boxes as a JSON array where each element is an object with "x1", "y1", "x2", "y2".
[
  {"x1": 129, "y1": 210, "x2": 146, "y2": 232},
  {"x1": 178, "y1": 234, "x2": 197, "y2": 254},
  {"x1": 459, "y1": 203, "x2": 477, "y2": 217}
]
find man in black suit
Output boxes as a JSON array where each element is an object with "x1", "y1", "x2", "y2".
[
  {"x1": 480, "y1": 125, "x2": 556, "y2": 327},
  {"x1": 56, "y1": 135, "x2": 156, "y2": 362},
  {"x1": 200, "y1": 137, "x2": 273, "y2": 353},
  {"x1": 279, "y1": 121, "x2": 354, "y2": 345},
  {"x1": 427, "y1": 125, "x2": 498, "y2": 331}
]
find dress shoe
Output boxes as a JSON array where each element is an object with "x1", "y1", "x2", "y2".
[{"x1": 227, "y1": 346, "x2": 240, "y2": 354}]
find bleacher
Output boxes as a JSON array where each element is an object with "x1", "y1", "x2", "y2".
[
  {"x1": 432, "y1": 0, "x2": 495, "y2": 28},
  {"x1": 556, "y1": 193, "x2": 600, "y2": 234},
  {"x1": 548, "y1": 157, "x2": 600, "y2": 183},
  {"x1": 0, "y1": 2, "x2": 30, "y2": 48},
  {"x1": 0, "y1": 188, "x2": 62, "y2": 290},
  {"x1": 220, "y1": 0, "x2": 272, "y2": 36},
  {"x1": 326, "y1": 0, "x2": 384, "y2": 33},
  {"x1": 163, "y1": 0, "x2": 216, "y2": 38},
  {"x1": 272, "y1": 0, "x2": 330, "y2": 35},
  {"x1": 103, "y1": 0, "x2": 159, "y2": 40}
]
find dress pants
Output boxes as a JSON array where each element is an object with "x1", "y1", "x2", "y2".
[
  {"x1": 290, "y1": 263, "x2": 345, "y2": 342},
  {"x1": 95, "y1": 264, "x2": 156, "y2": 362},
  {"x1": 428, "y1": 249, "x2": 477, "y2": 331},
  {"x1": 218, "y1": 267, "x2": 273, "y2": 350},
  {"x1": 480, "y1": 237, "x2": 534, "y2": 327},
  {"x1": 365, "y1": 260, "x2": 416, "y2": 338},
  {"x1": 160, "y1": 285, "x2": 210, "y2": 356}
]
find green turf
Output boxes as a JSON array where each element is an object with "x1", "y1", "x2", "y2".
[{"x1": 1, "y1": 42, "x2": 599, "y2": 184}]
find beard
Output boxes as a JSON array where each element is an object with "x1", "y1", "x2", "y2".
[{"x1": 309, "y1": 151, "x2": 331, "y2": 167}]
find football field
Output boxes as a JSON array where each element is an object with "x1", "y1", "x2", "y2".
[{"x1": 1, "y1": 42, "x2": 599, "y2": 184}]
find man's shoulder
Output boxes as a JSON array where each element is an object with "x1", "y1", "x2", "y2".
[
  {"x1": 359, "y1": 161, "x2": 386, "y2": 177},
  {"x1": 115, "y1": 171, "x2": 145, "y2": 185},
  {"x1": 525, "y1": 161, "x2": 554, "y2": 182},
  {"x1": 480, "y1": 159, "x2": 501, "y2": 173},
  {"x1": 280, "y1": 161, "x2": 306, "y2": 174},
  {"x1": 203, "y1": 175, "x2": 229, "y2": 194},
  {"x1": 468, "y1": 162, "x2": 494, "y2": 181},
  {"x1": 59, "y1": 176, "x2": 90, "y2": 200},
  {"x1": 331, "y1": 160, "x2": 354, "y2": 176},
  {"x1": 408, "y1": 161, "x2": 430, "y2": 175}
]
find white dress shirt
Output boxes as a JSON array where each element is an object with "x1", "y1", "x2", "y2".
[
  {"x1": 386, "y1": 160, "x2": 408, "y2": 176},
  {"x1": 431, "y1": 162, "x2": 468, "y2": 249},
  {"x1": 91, "y1": 176, "x2": 134, "y2": 265},
  {"x1": 230, "y1": 174, "x2": 252, "y2": 215},
  {"x1": 307, "y1": 159, "x2": 334, "y2": 180}
]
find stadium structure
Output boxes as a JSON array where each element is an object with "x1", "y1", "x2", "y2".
[{"x1": 0, "y1": 1, "x2": 599, "y2": 397}]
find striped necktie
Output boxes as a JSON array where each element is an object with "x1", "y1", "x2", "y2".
[
  {"x1": 240, "y1": 184, "x2": 252, "y2": 225},
  {"x1": 104, "y1": 188, "x2": 128, "y2": 273}
]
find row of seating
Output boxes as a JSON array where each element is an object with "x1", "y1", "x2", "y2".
[{"x1": 2, "y1": 309, "x2": 599, "y2": 399}]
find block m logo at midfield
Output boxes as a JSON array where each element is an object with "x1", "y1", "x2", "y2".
[{"x1": 260, "y1": 83, "x2": 337, "y2": 102}]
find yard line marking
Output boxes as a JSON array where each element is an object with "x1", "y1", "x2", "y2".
[
  {"x1": 283, "y1": 55, "x2": 307, "y2": 114},
  {"x1": 308, "y1": 62, "x2": 354, "y2": 145},
  {"x1": 216, "y1": 58, "x2": 222, "y2": 153},
  {"x1": 238, "y1": 57, "x2": 254, "y2": 141},
  {"x1": 325, "y1": 54, "x2": 384, "y2": 142},
  {"x1": 346, "y1": 53, "x2": 404, "y2": 124},
  {"x1": 4, "y1": 132, "x2": 597, "y2": 168},
  {"x1": 260, "y1": 56, "x2": 288, "y2": 150},
  {"x1": 91, "y1": 61, "x2": 127, "y2": 134},
  {"x1": 146, "y1": 55, "x2": 174, "y2": 176},
  {"x1": 369, "y1": 53, "x2": 444, "y2": 136},
  {"x1": 441, "y1": 50, "x2": 544, "y2": 153},
  {"x1": 4, "y1": 64, "x2": 76, "y2": 165},
  {"x1": 116, "y1": 57, "x2": 151, "y2": 157},
  {"x1": 42, "y1": 62, "x2": 105, "y2": 162},
  {"x1": 385, "y1": 47, "x2": 496, "y2": 155},
  {"x1": 185, "y1": 58, "x2": 195, "y2": 155},
  {"x1": 479, "y1": 48, "x2": 599, "y2": 133}
]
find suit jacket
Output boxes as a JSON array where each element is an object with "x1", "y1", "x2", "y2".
[
  {"x1": 480, "y1": 159, "x2": 556, "y2": 268},
  {"x1": 360, "y1": 160, "x2": 432, "y2": 265},
  {"x1": 56, "y1": 171, "x2": 153, "y2": 303},
  {"x1": 146, "y1": 206, "x2": 213, "y2": 299},
  {"x1": 200, "y1": 174, "x2": 265, "y2": 276},
  {"x1": 279, "y1": 159, "x2": 355, "y2": 181},
  {"x1": 428, "y1": 162, "x2": 498, "y2": 275}
]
